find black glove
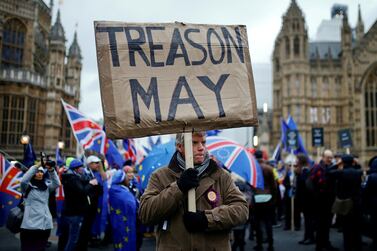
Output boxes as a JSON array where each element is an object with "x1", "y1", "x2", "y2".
[
  {"x1": 177, "y1": 168, "x2": 199, "y2": 192},
  {"x1": 183, "y1": 211, "x2": 208, "y2": 232}
]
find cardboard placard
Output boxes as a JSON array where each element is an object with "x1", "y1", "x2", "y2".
[{"x1": 94, "y1": 21, "x2": 258, "y2": 138}]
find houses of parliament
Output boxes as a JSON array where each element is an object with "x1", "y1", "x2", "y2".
[
  {"x1": 0, "y1": 0, "x2": 81, "y2": 159},
  {"x1": 272, "y1": 0, "x2": 377, "y2": 164}
]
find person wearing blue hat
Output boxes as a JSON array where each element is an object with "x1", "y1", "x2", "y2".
[
  {"x1": 60, "y1": 159, "x2": 99, "y2": 251},
  {"x1": 363, "y1": 156, "x2": 377, "y2": 249},
  {"x1": 108, "y1": 170, "x2": 137, "y2": 251}
]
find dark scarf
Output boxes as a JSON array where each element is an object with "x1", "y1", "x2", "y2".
[
  {"x1": 176, "y1": 151, "x2": 210, "y2": 177},
  {"x1": 30, "y1": 178, "x2": 48, "y2": 191}
]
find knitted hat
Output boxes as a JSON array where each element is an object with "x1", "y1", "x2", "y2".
[{"x1": 69, "y1": 159, "x2": 83, "y2": 170}]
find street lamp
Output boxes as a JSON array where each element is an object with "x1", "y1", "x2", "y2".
[
  {"x1": 20, "y1": 134, "x2": 30, "y2": 145},
  {"x1": 253, "y1": 135, "x2": 259, "y2": 147},
  {"x1": 263, "y1": 102, "x2": 268, "y2": 113},
  {"x1": 58, "y1": 141, "x2": 65, "y2": 150},
  {"x1": 20, "y1": 132, "x2": 30, "y2": 163}
]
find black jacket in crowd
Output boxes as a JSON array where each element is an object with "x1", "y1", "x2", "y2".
[
  {"x1": 328, "y1": 164, "x2": 363, "y2": 201},
  {"x1": 61, "y1": 171, "x2": 94, "y2": 216}
]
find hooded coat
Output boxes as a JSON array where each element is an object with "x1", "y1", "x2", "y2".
[
  {"x1": 20, "y1": 166, "x2": 60, "y2": 230},
  {"x1": 139, "y1": 154, "x2": 248, "y2": 251},
  {"x1": 109, "y1": 170, "x2": 137, "y2": 251}
]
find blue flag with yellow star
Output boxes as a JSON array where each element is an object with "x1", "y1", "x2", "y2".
[{"x1": 109, "y1": 171, "x2": 137, "y2": 251}]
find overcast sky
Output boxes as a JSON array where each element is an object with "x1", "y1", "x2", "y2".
[{"x1": 49, "y1": 0, "x2": 377, "y2": 121}]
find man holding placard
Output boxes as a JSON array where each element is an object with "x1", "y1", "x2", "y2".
[{"x1": 139, "y1": 132, "x2": 248, "y2": 250}]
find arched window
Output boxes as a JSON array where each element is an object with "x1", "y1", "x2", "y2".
[
  {"x1": 294, "y1": 36, "x2": 300, "y2": 56},
  {"x1": 365, "y1": 68, "x2": 377, "y2": 147},
  {"x1": 285, "y1": 37, "x2": 290, "y2": 58},
  {"x1": 1, "y1": 18, "x2": 26, "y2": 68}
]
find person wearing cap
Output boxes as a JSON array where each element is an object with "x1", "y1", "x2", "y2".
[
  {"x1": 364, "y1": 156, "x2": 377, "y2": 249},
  {"x1": 328, "y1": 154, "x2": 363, "y2": 251},
  {"x1": 108, "y1": 170, "x2": 137, "y2": 251},
  {"x1": 76, "y1": 155, "x2": 107, "y2": 251},
  {"x1": 61, "y1": 159, "x2": 98, "y2": 251},
  {"x1": 139, "y1": 132, "x2": 248, "y2": 251},
  {"x1": 19, "y1": 164, "x2": 60, "y2": 251},
  {"x1": 253, "y1": 150, "x2": 277, "y2": 251}
]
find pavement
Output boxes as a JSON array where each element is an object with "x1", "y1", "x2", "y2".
[{"x1": 0, "y1": 222, "x2": 374, "y2": 251}]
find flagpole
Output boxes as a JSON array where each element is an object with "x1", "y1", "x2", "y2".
[
  {"x1": 290, "y1": 149, "x2": 295, "y2": 232},
  {"x1": 184, "y1": 132, "x2": 196, "y2": 212}
]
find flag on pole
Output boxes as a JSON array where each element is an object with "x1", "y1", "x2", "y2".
[
  {"x1": 61, "y1": 99, "x2": 124, "y2": 168},
  {"x1": 55, "y1": 145, "x2": 64, "y2": 167},
  {"x1": 123, "y1": 139, "x2": 137, "y2": 164},
  {"x1": 286, "y1": 115, "x2": 308, "y2": 155},
  {"x1": 62, "y1": 99, "x2": 106, "y2": 154},
  {"x1": 22, "y1": 143, "x2": 36, "y2": 168},
  {"x1": 0, "y1": 154, "x2": 23, "y2": 226}
]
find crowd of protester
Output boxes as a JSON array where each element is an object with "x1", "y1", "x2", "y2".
[
  {"x1": 239, "y1": 149, "x2": 377, "y2": 251},
  {"x1": 12, "y1": 144, "x2": 377, "y2": 251}
]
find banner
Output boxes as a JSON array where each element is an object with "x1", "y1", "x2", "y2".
[{"x1": 95, "y1": 22, "x2": 258, "y2": 138}]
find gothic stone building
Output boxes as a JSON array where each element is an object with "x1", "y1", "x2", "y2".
[
  {"x1": 272, "y1": 0, "x2": 377, "y2": 164},
  {"x1": 0, "y1": 0, "x2": 81, "y2": 159}
]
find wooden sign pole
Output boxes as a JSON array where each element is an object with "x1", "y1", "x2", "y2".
[
  {"x1": 184, "y1": 132, "x2": 196, "y2": 212},
  {"x1": 290, "y1": 149, "x2": 295, "y2": 231}
]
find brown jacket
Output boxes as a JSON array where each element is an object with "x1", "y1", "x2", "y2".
[
  {"x1": 255, "y1": 160, "x2": 278, "y2": 207},
  {"x1": 139, "y1": 156, "x2": 249, "y2": 251}
]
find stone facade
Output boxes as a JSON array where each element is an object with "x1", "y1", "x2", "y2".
[
  {"x1": 0, "y1": 0, "x2": 81, "y2": 159},
  {"x1": 272, "y1": 0, "x2": 377, "y2": 165}
]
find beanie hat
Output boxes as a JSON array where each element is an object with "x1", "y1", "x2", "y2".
[
  {"x1": 341, "y1": 154, "x2": 354, "y2": 165},
  {"x1": 66, "y1": 157, "x2": 75, "y2": 168},
  {"x1": 69, "y1": 159, "x2": 83, "y2": 170},
  {"x1": 254, "y1": 150, "x2": 263, "y2": 160}
]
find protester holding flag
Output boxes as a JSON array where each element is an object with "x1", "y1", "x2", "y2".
[
  {"x1": 20, "y1": 163, "x2": 60, "y2": 251},
  {"x1": 139, "y1": 132, "x2": 248, "y2": 250},
  {"x1": 109, "y1": 170, "x2": 137, "y2": 251}
]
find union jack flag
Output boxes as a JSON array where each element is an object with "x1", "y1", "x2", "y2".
[
  {"x1": 123, "y1": 139, "x2": 137, "y2": 164},
  {"x1": 0, "y1": 154, "x2": 24, "y2": 226},
  {"x1": 62, "y1": 100, "x2": 106, "y2": 154},
  {"x1": 206, "y1": 136, "x2": 264, "y2": 189},
  {"x1": 62, "y1": 99, "x2": 124, "y2": 169},
  {"x1": 62, "y1": 99, "x2": 106, "y2": 154}
]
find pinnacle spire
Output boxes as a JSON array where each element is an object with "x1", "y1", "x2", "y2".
[{"x1": 50, "y1": 9, "x2": 65, "y2": 42}]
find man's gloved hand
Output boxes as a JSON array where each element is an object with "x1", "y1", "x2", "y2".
[
  {"x1": 177, "y1": 168, "x2": 199, "y2": 192},
  {"x1": 183, "y1": 211, "x2": 208, "y2": 233}
]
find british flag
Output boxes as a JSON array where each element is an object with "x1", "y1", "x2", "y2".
[
  {"x1": 206, "y1": 136, "x2": 264, "y2": 189},
  {"x1": 0, "y1": 154, "x2": 24, "y2": 226},
  {"x1": 123, "y1": 138, "x2": 137, "y2": 164},
  {"x1": 62, "y1": 99, "x2": 106, "y2": 154},
  {"x1": 62, "y1": 100, "x2": 124, "y2": 169}
]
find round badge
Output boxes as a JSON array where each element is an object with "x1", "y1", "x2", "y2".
[{"x1": 207, "y1": 191, "x2": 217, "y2": 202}]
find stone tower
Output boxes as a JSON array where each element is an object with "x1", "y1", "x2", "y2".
[
  {"x1": 272, "y1": 0, "x2": 309, "y2": 149},
  {"x1": 66, "y1": 30, "x2": 82, "y2": 102}
]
